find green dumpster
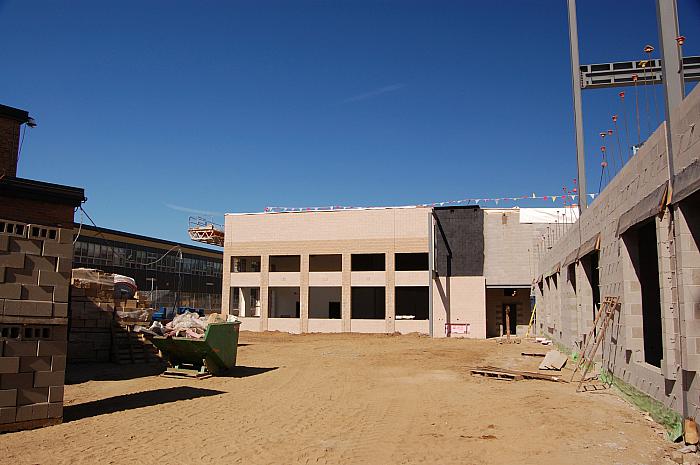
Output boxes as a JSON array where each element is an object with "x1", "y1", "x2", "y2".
[{"x1": 151, "y1": 321, "x2": 241, "y2": 376}]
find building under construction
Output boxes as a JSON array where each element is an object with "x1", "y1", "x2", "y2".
[
  {"x1": 215, "y1": 205, "x2": 569, "y2": 337},
  {"x1": 534, "y1": 0, "x2": 700, "y2": 423}
]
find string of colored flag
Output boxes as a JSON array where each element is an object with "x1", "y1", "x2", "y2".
[{"x1": 264, "y1": 192, "x2": 598, "y2": 213}]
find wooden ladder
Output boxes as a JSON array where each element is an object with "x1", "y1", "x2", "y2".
[{"x1": 570, "y1": 296, "x2": 619, "y2": 392}]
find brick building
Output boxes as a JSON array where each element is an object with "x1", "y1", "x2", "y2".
[
  {"x1": 534, "y1": 84, "x2": 700, "y2": 418},
  {"x1": 221, "y1": 205, "x2": 562, "y2": 337},
  {"x1": 0, "y1": 104, "x2": 85, "y2": 431}
]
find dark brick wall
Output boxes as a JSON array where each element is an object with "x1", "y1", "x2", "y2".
[
  {"x1": 434, "y1": 207, "x2": 484, "y2": 277},
  {"x1": 0, "y1": 119, "x2": 20, "y2": 177},
  {"x1": 0, "y1": 197, "x2": 75, "y2": 228}
]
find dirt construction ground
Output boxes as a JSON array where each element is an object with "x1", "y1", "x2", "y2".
[{"x1": 0, "y1": 332, "x2": 681, "y2": 464}]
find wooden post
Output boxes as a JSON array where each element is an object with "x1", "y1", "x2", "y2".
[{"x1": 505, "y1": 305, "x2": 511, "y2": 341}]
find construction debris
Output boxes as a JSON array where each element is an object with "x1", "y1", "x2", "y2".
[
  {"x1": 521, "y1": 352, "x2": 547, "y2": 357},
  {"x1": 538, "y1": 350, "x2": 568, "y2": 370},
  {"x1": 143, "y1": 312, "x2": 236, "y2": 339}
]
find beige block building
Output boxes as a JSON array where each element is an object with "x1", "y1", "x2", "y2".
[{"x1": 221, "y1": 205, "x2": 558, "y2": 337}]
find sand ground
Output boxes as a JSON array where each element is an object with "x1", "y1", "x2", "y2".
[{"x1": 0, "y1": 332, "x2": 679, "y2": 465}]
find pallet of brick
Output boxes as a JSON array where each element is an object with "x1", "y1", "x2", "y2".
[
  {"x1": 68, "y1": 269, "x2": 161, "y2": 365},
  {"x1": 68, "y1": 279, "x2": 116, "y2": 364},
  {"x1": 0, "y1": 221, "x2": 73, "y2": 432}
]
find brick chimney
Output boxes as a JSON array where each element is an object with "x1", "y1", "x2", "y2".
[{"x1": 0, "y1": 104, "x2": 32, "y2": 178}]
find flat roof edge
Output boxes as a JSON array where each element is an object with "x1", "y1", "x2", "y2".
[{"x1": 225, "y1": 205, "x2": 433, "y2": 216}]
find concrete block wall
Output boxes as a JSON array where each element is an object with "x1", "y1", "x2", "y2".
[
  {"x1": 483, "y1": 209, "x2": 549, "y2": 286},
  {"x1": 671, "y1": 80, "x2": 700, "y2": 176},
  {"x1": 0, "y1": 219, "x2": 72, "y2": 432},
  {"x1": 535, "y1": 84, "x2": 700, "y2": 418}
]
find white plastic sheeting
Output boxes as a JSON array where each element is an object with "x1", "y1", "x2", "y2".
[{"x1": 519, "y1": 207, "x2": 579, "y2": 224}]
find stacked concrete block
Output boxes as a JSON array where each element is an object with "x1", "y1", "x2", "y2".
[
  {"x1": 0, "y1": 219, "x2": 72, "y2": 432},
  {"x1": 67, "y1": 286, "x2": 114, "y2": 363},
  {"x1": 68, "y1": 270, "x2": 159, "y2": 364}
]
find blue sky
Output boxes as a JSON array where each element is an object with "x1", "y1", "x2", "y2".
[{"x1": 1, "y1": 0, "x2": 699, "y2": 245}]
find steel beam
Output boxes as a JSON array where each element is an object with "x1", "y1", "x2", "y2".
[
  {"x1": 579, "y1": 56, "x2": 700, "y2": 89},
  {"x1": 567, "y1": 0, "x2": 587, "y2": 210}
]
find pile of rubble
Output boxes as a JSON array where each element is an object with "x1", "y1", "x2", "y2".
[{"x1": 141, "y1": 312, "x2": 236, "y2": 339}]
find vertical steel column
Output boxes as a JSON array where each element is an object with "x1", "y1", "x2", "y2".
[
  {"x1": 567, "y1": 0, "x2": 588, "y2": 210},
  {"x1": 428, "y1": 210, "x2": 434, "y2": 338},
  {"x1": 657, "y1": 0, "x2": 684, "y2": 189},
  {"x1": 656, "y1": 0, "x2": 687, "y2": 419}
]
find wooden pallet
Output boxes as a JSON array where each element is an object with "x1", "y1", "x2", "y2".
[
  {"x1": 162, "y1": 366, "x2": 212, "y2": 379},
  {"x1": 472, "y1": 366, "x2": 565, "y2": 382},
  {"x1": 471, "y1": 368, "x2": 523, "y2": 381}
]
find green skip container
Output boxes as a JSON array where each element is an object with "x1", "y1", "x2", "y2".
[{"x1": 151, "y1": 321, "x2": 241, "y2": 377}]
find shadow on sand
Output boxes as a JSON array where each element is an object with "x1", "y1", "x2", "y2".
[
  {"x1": 66, "y1": 362, "x2": 167, "y2": 385},
  {"x1": 215, "y1": 365, "x2": 278, "y2": 378},
  {"x1": 63, "y1": 386, "x2": 226, "y2": 422}
]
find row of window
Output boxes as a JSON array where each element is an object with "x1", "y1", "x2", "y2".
[
  {"x1": 230, "y1": 286, "x2": 429, "y2": 320},
  {"x1": 231, "y1": 253, "x2": 429, "y2": 273},
  {"x1": 74, "y1": 239, "x2": 223, "y2": 277}
]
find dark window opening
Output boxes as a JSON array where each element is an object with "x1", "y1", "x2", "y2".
[
  {"x1": 268, "y1": 287, "x2": 300, "y2": 318},
  {"x1": 309, "y1": 287, "x2": 342, "y2": 319},
  {"x1": 395, "y1": 253, "x2": 428, "y2": 271},
  {"x1": 231, "y1": 256, "x2": 261, "y2": 272},
  {"x1": 231, "y1": 287, "x2": 240, "y2": 315},
  {"x1": 328, "y1": 302, "x2": 341, "y2": 319},
  {"x1": 581, "y1": 251, "x2": 600, "y2": 321},
  {"x1": 269, "y1": 255, "x2": 301, "y2": 272},
  {"x1": 630, "y1": 221, "x2": 663, "y2": 368},
  {"x1": 231, "y1": 287, "x2": 260, "y2": 317},
  {"x1": 395, "y1": 287, "x2": 429, "y2": 320},
  {"x1": 567, "y1": 263, "x2": 577, "y2": 294},
  {"x1": 352, "y1": 254, "x2": 385, "y2": 271},
  {"x1": 351, "y1": 287, "x2": 385, "y2": 319},
  {"x1": 309, "y1": 254, "x2": 342, "y2": 272}
]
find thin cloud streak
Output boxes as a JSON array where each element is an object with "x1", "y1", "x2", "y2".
[
  {"x1": 341, "y1": 83, "x2": 404, "y2": 103},
  {"x1": 165, "y1": 203, "x2": 224, "y2": 217}
]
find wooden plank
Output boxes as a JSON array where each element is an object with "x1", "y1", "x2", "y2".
[
  {"x1": 470, "y1": 369, "x2": 523, "y2": 381},
  {"x1": 162, "y1": 368, "x2": 212, "y2": 380}
]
